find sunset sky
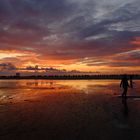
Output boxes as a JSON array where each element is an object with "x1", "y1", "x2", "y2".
[{"x1": 0, "y1": 0, "x2": 140, "y2": 74}]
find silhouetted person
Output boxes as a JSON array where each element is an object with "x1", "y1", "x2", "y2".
[
  {"x1": 120, "y1": 74, "x2": 129, "y2": 98},
  {"x1": 130, "y1": 75, "x2": 133, "y2": 88}
]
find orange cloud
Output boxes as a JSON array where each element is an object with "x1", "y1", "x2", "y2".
[{"x1": 131, "y1": 37, "x2": 140, "y2": 46}]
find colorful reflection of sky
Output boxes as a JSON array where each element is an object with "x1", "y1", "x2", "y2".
[
  {"x1": 0, "y1": 0, "x2": 140, "y2": 73},
  {"x1": 0, "y1": 80, "x2": 140, "y2": 103}
]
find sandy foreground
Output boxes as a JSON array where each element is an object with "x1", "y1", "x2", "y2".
[{"x1": 0, "y1": 80, "x2": 140, "y2": 140}]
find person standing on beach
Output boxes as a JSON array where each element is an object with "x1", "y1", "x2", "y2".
[{"x1": 120, "y1": 74, "x2": 130, "y2": 98}]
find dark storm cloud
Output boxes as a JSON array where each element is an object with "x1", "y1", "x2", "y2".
[
  {"x1": 0, "y1": 0, "x2": 77, "y2": 48},
  {"x1": 0, "y1": 0, "x2": 140, "y2": 67}
]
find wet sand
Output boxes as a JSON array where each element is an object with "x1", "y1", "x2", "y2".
[{"x1": 0, "y1": 80, "x2": 140, "y2": 140}]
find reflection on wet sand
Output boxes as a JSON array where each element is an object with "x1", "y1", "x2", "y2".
[
  {"x1": 122, "y1": 98, "x2": 129, "y2": 117},
  {"x1": 0, "y1": 80, "x2": 120, "y2": 103},
  {"x1": 0, "y1": 80, "x2": 140, "y2": 140}
]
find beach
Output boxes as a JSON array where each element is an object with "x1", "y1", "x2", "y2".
[{"x1": 0, "y1": 80, "x2": 140, "y2": 140}]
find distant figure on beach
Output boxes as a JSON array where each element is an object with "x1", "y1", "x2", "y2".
[
  {"x1": 130, "y1": 75, "x2": 133, "y2": 88},
  {"x1": 120, "y1": 74, "x2": 129, "y2": 98}
]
